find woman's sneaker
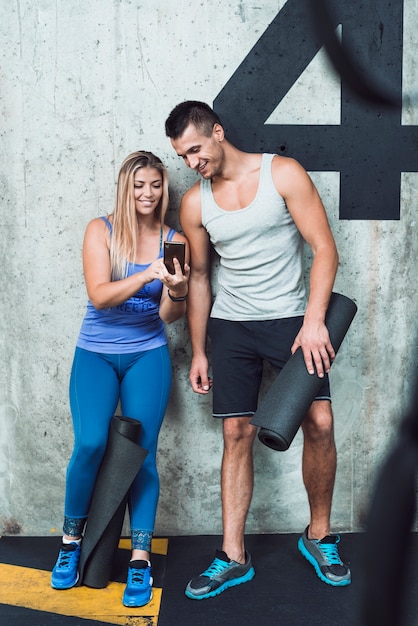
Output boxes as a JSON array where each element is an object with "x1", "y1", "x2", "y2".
[
  {"x1": 123, "y1": 560, "x2": 153, "y2": 607},
  {"x1": 185, "y1": 549, "x2": 255, "y2": 600},
  {"x1": 298, "y1": 527, "x2": 351, "y2": 586},
  {"x1": 51, "y1": 542, "x2": 81, "y2": 589}
]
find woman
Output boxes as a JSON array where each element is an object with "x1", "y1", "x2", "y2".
[{"x1": 51, "y1": 151, "x2": 189, "y2": 607}]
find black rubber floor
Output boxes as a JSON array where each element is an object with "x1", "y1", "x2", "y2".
[{"x1": 1, "y1": 533, "x2": 417, "y2": 625}]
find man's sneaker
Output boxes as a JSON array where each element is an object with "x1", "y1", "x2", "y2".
[
  {"x1": 123, "y1": 560, "x2": 153, "y2": 607},
  {"x1": 185, "y1": 549, "x2": 255, "y2": 600},
  {"x1": 51, "y1": 542, "x2": 81, "y2": 589},
  {"x1": 298, "y1": 527, "x2": 351, "y2": 586}
]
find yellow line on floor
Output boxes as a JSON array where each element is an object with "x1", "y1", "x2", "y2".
[
  {"x1": 0, "y1": 538, "x2": 169, "y2": 625},
  {"x1": 0, "y1": 564, "x2": 160, "y2": 625}
]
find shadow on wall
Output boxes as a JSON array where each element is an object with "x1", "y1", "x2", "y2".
[
  {"x1": 359, "y1": 340, "x2": 418, "y2": 625},
  {"x1": 310, "y1": 0, "x2": 401, "y2": 108}
]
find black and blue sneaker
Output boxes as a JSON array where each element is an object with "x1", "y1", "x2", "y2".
[
  {"x1": 51, "y1": 541, "x2": 81, "y2": 589},
  {"x1": 298, "y1": 527, "x2": 351, "y2": 586},
  {"x1": 123, "y1": 560, "x2": 153, "y2": 607},
  {"x1": 185, "y1": 549, "x2": 255, "y2": 600}
]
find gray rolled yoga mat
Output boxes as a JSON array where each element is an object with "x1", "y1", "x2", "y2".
[
  {"x1": 250, "y1": 292, "x2": 357, "y2": 451},
  {"x1": 78, "y1": 415, "x2": 148, "y2": 588}
]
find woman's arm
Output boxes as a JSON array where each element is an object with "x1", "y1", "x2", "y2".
[{"x1": 82, "y1": 218, "x2": 161, "y2": 310}]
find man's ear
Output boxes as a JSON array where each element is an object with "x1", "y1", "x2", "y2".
[{"x1": 212, "y1": 123, "x2": 225, "y2": 142}]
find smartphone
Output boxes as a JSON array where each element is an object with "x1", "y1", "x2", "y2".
[{"x1": 164, "y1": 241, "x2": 186, "y2": 274}]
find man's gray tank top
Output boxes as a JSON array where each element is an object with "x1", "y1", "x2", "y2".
[{"x1": 201, "y1": 153, "x2": 307, "y2": 321}]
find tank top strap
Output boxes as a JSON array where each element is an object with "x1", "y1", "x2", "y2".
[
  {"x1": 100, "y1": 215, "x2": 113, "y2": 234},
  {"x1": 166, "y1": 227, "x2": 176, "y2": 242}
]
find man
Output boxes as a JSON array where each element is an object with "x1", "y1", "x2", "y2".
[{"x1": 165, "y1": 100, "x2": 351, "y2": 600}]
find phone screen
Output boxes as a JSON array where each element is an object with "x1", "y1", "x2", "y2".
[{"x1": 164, "y1": 241, "x2": 185, "y2": 274}]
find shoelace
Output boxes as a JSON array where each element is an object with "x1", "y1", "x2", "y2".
[
  {"x1": 317, "y1": 541, "x2": 343, "y2": 565},
  {"x1": 202, "y1": 557, "x2": 230, "y2": 578},
  {"x1": 57, "y1": 547, "x2": 77, "y2": 569},
  {"x1": 129, "y1": 567, "x2": 147, "y2": 586}
]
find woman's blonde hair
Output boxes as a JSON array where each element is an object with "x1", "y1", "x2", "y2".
[{"x1": 110, "y1": 151, "x2": 169, "y2": 279}]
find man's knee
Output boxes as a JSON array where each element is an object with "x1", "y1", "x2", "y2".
[
  {"x1": 302, "y1": 401, "x2": 334, "y2": 442},
  {"x1": 223, "y1": 417, "x2": 256, "y2": 448}
]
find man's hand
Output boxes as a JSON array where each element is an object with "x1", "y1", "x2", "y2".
[
  {"x1": 190, "y1": 354, "x2": 213, "y2": 394},
  {"x1": 291, "y1": 319, "x2": 335, "y2": 378}
]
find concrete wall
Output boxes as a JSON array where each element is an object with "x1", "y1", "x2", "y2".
[{"x1": 1, "y1": 0, "x2": 417, "y2": 537}]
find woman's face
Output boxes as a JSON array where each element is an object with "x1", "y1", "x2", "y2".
[{"x1": 133, "y1": 166, "x2": 163, "y2": 217}]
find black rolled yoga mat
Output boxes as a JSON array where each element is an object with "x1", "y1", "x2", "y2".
[
  {"x1": 78, "y1": 415, "x2": 148, "y2": 588},
  {"x1": 250, "y1": 292, "x2": 357, "y2": 452}
]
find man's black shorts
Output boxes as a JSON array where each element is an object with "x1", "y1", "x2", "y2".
[{"x1": 208, "y1": 317, "x2": 331, "y2": 418}]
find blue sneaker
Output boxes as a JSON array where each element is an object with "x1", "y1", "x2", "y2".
[
  {"x1": 185, "y1": 549, "x2": 255, "y2": 600},
  {"x1": 123, "y1": 560, "x2": 153, "y2": 607},
  {"x1": 51, "y1": 542, "x2": 81, "y2": 589},
  {"x1": 298, "y1": 527, "x2": 351, "y2": 586}
]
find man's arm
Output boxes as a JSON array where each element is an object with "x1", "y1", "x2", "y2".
[
  {"x1": 273, "y1": 156, "x2": 339, "y2": 378},
  {"x1": 179, "y1": 183, "x2": 213, "y2": 393}
]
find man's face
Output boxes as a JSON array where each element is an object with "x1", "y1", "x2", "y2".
[{"x1": 170, "y1": 123, "x2": 224, "y2": 179}]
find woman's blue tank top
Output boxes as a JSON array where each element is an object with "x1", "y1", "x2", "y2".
[{"x1": 77, "y1": 217, "x2": 176, "y2": 354}]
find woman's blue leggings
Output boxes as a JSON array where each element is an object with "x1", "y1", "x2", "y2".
[{"x1": 64, "y1": 345, "x2": 171, "y2": 548}]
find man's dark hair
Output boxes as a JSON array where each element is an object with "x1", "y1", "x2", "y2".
[{"x1": 165, "y1": 101, "x2": 222, "y2": 140}]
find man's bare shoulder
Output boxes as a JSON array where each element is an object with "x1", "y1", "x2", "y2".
[
  {"x1": 180, "y1": 180, "x2": 203, "y2": 227},
  {"x1": 271, "y1": 154, "x2": 303, "y2": 173},
  {"x1": 182, "y1": 179, "x2": 202, "y2": 206},
  {"x1": 271, "y1": 154, "x2": 312, "y2": 195}
]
